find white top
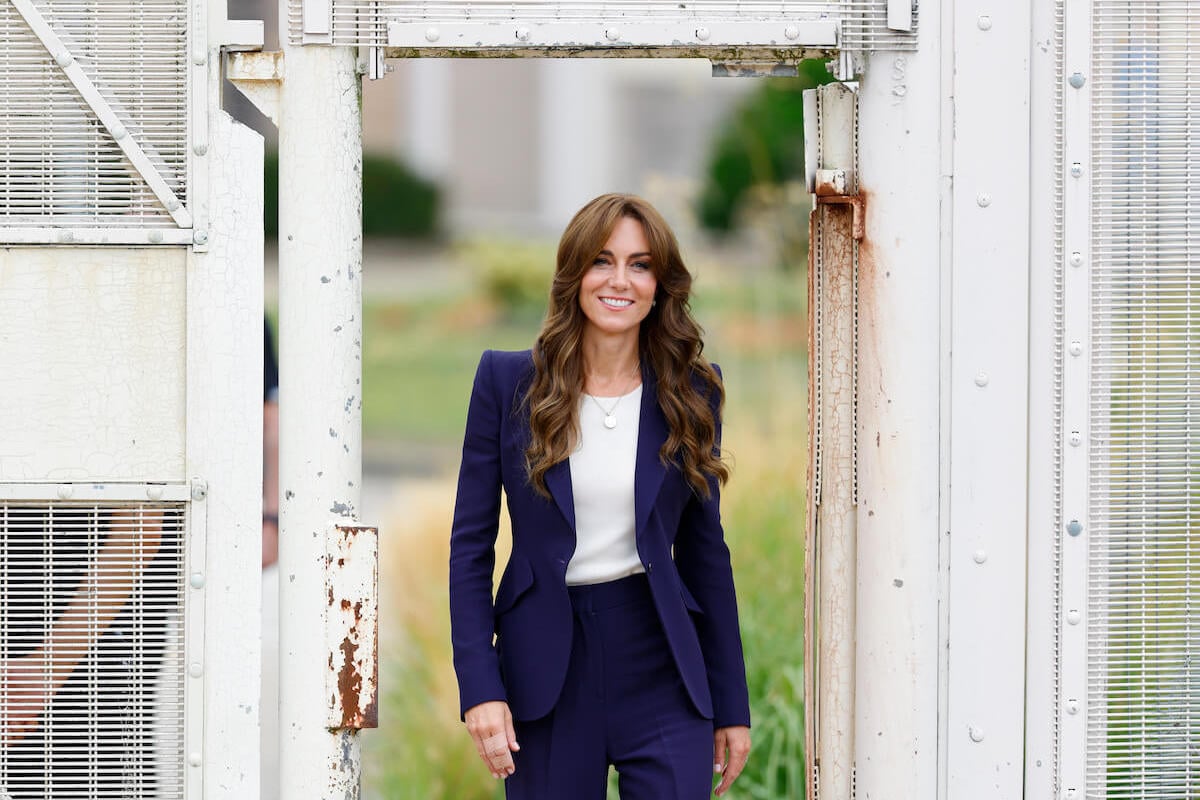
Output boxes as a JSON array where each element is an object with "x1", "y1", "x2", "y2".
[{"x1": 566, "y1": 383, "x2": 645, "y2": 586}]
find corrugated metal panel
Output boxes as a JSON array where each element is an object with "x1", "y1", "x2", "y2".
[
  {"x1": 1086, "y1": 2, "x2": 1200, "y2": 797},
  {"x1": 290, "y1": 1, "x2": 918, "y2": 51},
  {"x1": 0, "y1": 503, "x2": 186, "y2": 798},
  {"x1": 0, "y1": 1, "x2": 189, "y2": 230}
]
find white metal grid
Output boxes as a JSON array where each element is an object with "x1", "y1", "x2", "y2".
[
  {"x1": 290, "y1": 1, "x2": 918, "y2": 51},
  {"x1": 1086, "y1": 2, "x2": 1200, "y2": 797},
  {"x1": 0, "y1": 502, "x2": 186, "y2": 799},
  {"x1": 0, "y1": 1, "x2": 189, "y2": 232}
]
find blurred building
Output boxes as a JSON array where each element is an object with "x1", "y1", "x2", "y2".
[{"x1": 227, "y1": 1, "x2": 752, "y2": 236}]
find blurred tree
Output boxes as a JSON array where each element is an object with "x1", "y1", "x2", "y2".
[
  {"x1": 264, "y1": 151, "x2": 442, "y2": 239},
  {"x1": 696, "y1": 59, "x2": 837, "y2": 234}
]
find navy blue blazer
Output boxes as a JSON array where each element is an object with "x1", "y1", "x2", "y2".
[{"x1": 449, "y1": 349, "x2": 751, "y2": 728}]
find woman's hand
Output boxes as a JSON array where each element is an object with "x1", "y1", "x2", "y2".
[
  {"x1": 464, "y1": 700, "x2": 520, "y2": 779},
  {"x1": 712, "y1": 725, "x2": 751, "y2": 796}
]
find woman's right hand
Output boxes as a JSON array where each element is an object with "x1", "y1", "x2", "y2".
[{"x1": 464, "y1": 700, "x2": 520, "y2": 779}]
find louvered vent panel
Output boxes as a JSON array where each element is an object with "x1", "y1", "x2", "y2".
[
  {"x1": 0, "y1": 503, "x2": 186, "y2": 799},
  {"x1": 1086, "y1": 2, "x2": 1200, "y2": 797},
  {"x1": 289, "y1": 1, "x2": 918, "y2": 51},
  {"x1": 0, "y1": 1, "x2": 188, "y2": 228}
]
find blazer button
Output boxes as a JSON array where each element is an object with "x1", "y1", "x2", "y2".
[{"x1": 646, "y1": 562, "x2": 654, "y2": 574}]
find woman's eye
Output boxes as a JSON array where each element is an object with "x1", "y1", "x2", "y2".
[{"x1": 632, "y1": 261, "x2": 651, "y2": 271}]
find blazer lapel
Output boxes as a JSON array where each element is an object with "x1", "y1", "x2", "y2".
[
  {"x1": 544, "y1": 457, "x2": 576, "y2": 533},
  {"x1": 634, "y1": 365, "x2": 669, "y2": 539}
]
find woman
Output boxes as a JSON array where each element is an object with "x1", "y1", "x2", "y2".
[{"x1": 450, "y1": 194, "x2": 751, "y2": 798}]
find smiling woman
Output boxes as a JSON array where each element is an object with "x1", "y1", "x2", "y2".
[{"x1": 448, "y1": 193, "x2": 751, "y2": 799}]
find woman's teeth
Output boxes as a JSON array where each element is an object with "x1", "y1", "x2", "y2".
[{"x1": 601, "y1": 298, "x2": 633, "y2": 308}]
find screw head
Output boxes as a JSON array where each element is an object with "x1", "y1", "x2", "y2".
[
  {"x1": 147, "y1": 485, "x2": 165, "y2": 501},
  {"x1": 1070, "y1": 162, "x2": 1084, "y2": 177},
  {"x1": 1070, "y1": 251, "x2": 1083, "y2": 266},
  {"x1": 784, "y1": 25, "x2": 800, "y2": 40},
  {"x1": 56, "y1": 484, "x2": 74, "y2": 500},
  {"x1": 977, "y1": 15, "x2": 992, "y2": 31},
  {"x1": 148, "y1": 230, "x2": 164, "y2": 244},
  {"x1": 973, "y1": 550, "x2": 988, "y2": 564},
  {"x1": 188, "y1": 662, "x2": 203, "y2": 678},
  {"x1": 696, "y1": 26, "x2": 710, "y2": 41},
  {"x1": 110, "y1": 123, "x2": 127, "y2": 141},
  {"x1": 976, "y1": 192, "x2": 991, "y2": 207},
  {"x1": 1066, "y1": 698, "x2": 1079, "y2": 715},
  {"x1": 424, "y1": 27, "x2": 440, "y2": 42},
  {"x1": 1067, "y1": 519, "x2": 1083, "y2": 537},
  {"x1": 1067, "y1": 608, "x2": 1081, "y2": 625},
  {"x1": 1068, "y1": 72, "x2": 1086, "y2": 89},
  {"x1": 189, "y1": 572, "x2": 206, "y2": 589},
  {"x1": 605, "y1": 28, "x2": 620, "y2": 41},
  {"x1": 1069, "y1": 340, "x2": 1083, "y2": 356},
  {"x1": 974, "y1": 372, "x2": 989, "y2": 387},
  {"x1": 191, "y1": 479, "x2": 208, "y2": 500},
  {"x1": 188, "y1": 752, "x2": 202, "y2": 767},
  {"x1": 515, "y1": 26, "x2": 530, "y2": 41},
  {"x1": 193, "y1": 142, "x2": 208, "y2": 156},
  {"x1": 969, "y1": 725, "x2": 985, "y2": 743},
  {"x1": 193, "y1": 229, "x2": 209, "y2": 246},
  {"x1": 55, "y1": 50, "x2": 74, "y2": 68},
  {"x1": 193, "y1": 49, "x2": 207, "y2": 66},
  {"x1": 1069, "y1": 431, "x2": 1082, "y2": 447}
]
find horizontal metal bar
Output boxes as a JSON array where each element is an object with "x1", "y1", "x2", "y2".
[
  {"x1": 0, "y1": 482, "x2": 192, "y2": 502},
  {"x1": 0, "y1": 226, "x2": 194, "y2": 245},
  {"x1": 388, "y1": 19, "x2": 837, "y2": 48}
]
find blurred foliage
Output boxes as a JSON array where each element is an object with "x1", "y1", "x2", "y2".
[
  {"x1": 457, "y1": 237, "x2": 556, "y2": 319},
  {"x1": 264, "y1": 151, "x2": 441, "y2": 239},
  {"x1": 696, "y1": 59, "x2": 836, "y2": 235}
]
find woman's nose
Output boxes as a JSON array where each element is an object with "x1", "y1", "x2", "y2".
[{"x1": 610, "y1": 264, "x2": 631, "y2": 287}]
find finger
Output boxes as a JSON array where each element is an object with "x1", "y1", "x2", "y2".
[
  {"x1": 483, "y1": 731, "x2": 514, "y2": 777},
  {"x1": 712, "y1": 729, "x2": 728, "y2": 774},
  {"x1": 505, "y1": 709, "x2": 521, "y2": 753},
  {"x1": 715, "y1": 745, "x2": 749, "y2": 796}
]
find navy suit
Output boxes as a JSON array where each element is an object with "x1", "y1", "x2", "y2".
[{"x1": 450, "y1": 348, "x2": 750, "y2": 734}]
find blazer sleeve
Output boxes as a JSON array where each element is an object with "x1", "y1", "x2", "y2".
[
  {"x1": 673, "y1": 364, "x2": 752, "y2": 728},
  {"x1": 448, "y1": 350, "x2": 507, "y2": 718}
]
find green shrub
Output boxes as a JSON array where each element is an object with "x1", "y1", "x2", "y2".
[
  {"x1": 264, "y1": 151, "x2": 441, "y2": 239},
  {"x1": 457, "y1": 237, "x2": 555, "y2": 319},
  {"x1": 697, "y1": 59, "x2": 836, "y2": 235}
]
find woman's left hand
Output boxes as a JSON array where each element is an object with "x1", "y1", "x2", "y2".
[{"x1": 712, "y1": 725, "x2": 751, "y2": 796}]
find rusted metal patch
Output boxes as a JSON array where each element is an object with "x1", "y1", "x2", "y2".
[
  {"x1": 325, "y1": 523, "x2": 379, "y2": 730},
  {"x1": 815, "y1": 195, "x2": 865, "y2": 241}
]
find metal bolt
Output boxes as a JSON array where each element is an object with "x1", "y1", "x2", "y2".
[
  {"x1": 515, "y1": 26, "x2": 530, "y2": 41},
  {"x1": 974, "y1": 372, "x2": 989, "y2": 387},
  {"x1": 1070, "y1": 251, "x2": 1083, "y2": 267},
  {"x1": 1069, "y1": 340, "x2": 1083, "y2": 357},
  {"x1": 147, "y1": 485, "x2": 165, "y2": 501},
  {"x1": 191, "y1": 479, "x2": 208, "y2": 500},
  {"x1": 193, "y1": 49, "x2": 207, "y2": 66},
  {"x1": 55, "y1": 50, "x2": 74, "y2": 68},
  {"x1": 1070, "y1": 162, "x2": 1083, "y2": 177},
  {"x1": 56, "y1": 484, "x2": 74, "y2": 500},
  {"x1": 1069, "y1": 430, "x2": 1082, "y2": 447},
  {"x1": 189, "y1": 572, "x2": 206, "y2": 589},
  {"x1": 424, "y1": 27, "x2": 440, "y2": 42},
  {"x1": 1067, "y1": 608, "x2": 1081, "y2": 625},
  {"x1": 1066, "y1": 698, "x2": 1079, "y2": 715},
  {"x1": 1067, "y1": 519, "x2": 1083, "y2": 537},
  {"x1": 188, "y1": 752, "x2": 202, "y2": 768},
  {"x1": 605, "y1": 28, "x2": 620, "y2": 41},
  {"x1": 784, "y1": 25, "x2": 800, "y2": 40},
  {"x1": 166, "y1": 198, "x2": 181, "y2": 212},
  {"x1": 1068, "y1": 72, "x2": 1086, "y2": 89},
  {"x1": 976, "y1": 193, "x2": 991, "y2": 207},
  {"x1": 193, "y1": 229, "x2": 209, "y2": 246},
  {"x1": 973, "y1": 550, "x2": 988, "y2": 564},
  {"x1": 969, "y1": 726, "x2": 985, "y2": 743},
  {"x1": 148, "y1": 230, "x2": 164, "y2": 244},
  {"x1": 188, "y1": 662, "x2": 203, "y2": 678},
  {"x1": 977, "y1": 15, "x2": 992, "y2": 31},
  {"x1": 110, "y1": 123, "x2": 127, "y2": 141},
  {"x1": 696, "y1": 26, "x2": 710, "y2": 41},
  {"x1": 193, "y1": 142, "x2": 208, "y2": 156},
  {"x1": 57, "y1": 230, "x2": 75, "y2": 244}
]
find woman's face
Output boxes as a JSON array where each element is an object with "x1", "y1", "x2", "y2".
[{"x1": 577, "y1": 216, "x2": 658, "y2": 341}]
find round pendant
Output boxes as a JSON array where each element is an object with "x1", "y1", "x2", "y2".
[{"x1": 603, "y1": 415, "x2": 617, "y2": 429}]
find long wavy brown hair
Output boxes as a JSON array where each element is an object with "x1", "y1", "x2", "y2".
[{"x1": 523, "y1": 193, "x2": 729, "y2": 500}]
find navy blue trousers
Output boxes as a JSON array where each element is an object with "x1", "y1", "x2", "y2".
[{"x1": 506, "y1": 574, "x2": 714, "y2": 799}]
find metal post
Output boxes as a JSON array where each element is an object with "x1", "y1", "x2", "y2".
[{"x1": 276, "y1": 15, "x2": 366, "y2": 798}]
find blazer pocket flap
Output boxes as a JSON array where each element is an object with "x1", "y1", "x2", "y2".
[
  {"x1": 494, "y1": 557, "x2": 535, "y2": 616},
  {"x1": 680, "y1": 581, "x2": 704, "y2": 615}
]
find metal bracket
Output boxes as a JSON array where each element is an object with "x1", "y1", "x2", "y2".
[
  {"x1": 226, "y1": 51, "x2": 285, "y2": 127},
  {"x1": 10, "y1": 0, "x2": 193, "y2": 229},
  {"x1": 325, "y1": 523, "x2": 379, "y2": 730}
]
